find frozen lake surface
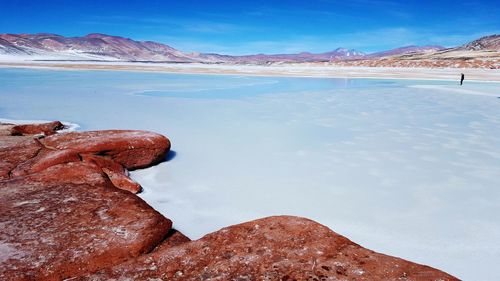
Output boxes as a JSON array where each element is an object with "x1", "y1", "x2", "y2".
[{"x1": 1, "y1": 68, "x2": 499, "y2": 280}]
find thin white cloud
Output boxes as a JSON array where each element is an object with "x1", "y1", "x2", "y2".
[
  {"x1": 76, "y1": 12, "x2": 498, "y2": 55},
  {"x1": 79, "y1": 15, "x2": 247, "y2": 34},
  {"x1": 153, "y1": 27, "x2": 499, "y2": 55}
]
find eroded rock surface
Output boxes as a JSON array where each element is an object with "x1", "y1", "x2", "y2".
[
  {"x1": 84, "y1": 216, "x2": 459, "y2": 281},
  {"x1": 0, "y1": 122, "x2": 170, "y2": 193},
  {"x1": 41, "y1": 130, "x2": 171, "y2": 170},
  {"x1": 0, "y1": 178, "x2": 171, "y2": 280},
  {"x1": 0, "y1": 121, "x2": 175, "y2": 280}
]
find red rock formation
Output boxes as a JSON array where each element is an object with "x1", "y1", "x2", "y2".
[
  {"x1": 83, "y1": 216, "x2": 459, "y2": 281},
  {"x1": 10, "y1": 121, "x2": 64, "y2": 136},
  {"x1": 0, "y1": 121, "x2": 459, "y2": 280},
  {"x1": 0, "y1": 121, "x2": 177, "y2": 280},
  {"x1": 41, "y1": 130, "x2": 170, "y2": 170},
  {"x1": 0, "y1": 178, "x2": 171, "y2": 281},
  {"x1": 0, "y1": 122, "x2": 170, "y2": 192}
]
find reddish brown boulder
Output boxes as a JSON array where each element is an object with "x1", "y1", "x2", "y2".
[
  {"x1": 0, "y1": 122, "x2": 43, "y2": 148},
  {"x1": 11, "y1": 121, "x2": 64, "y2": 136},
  {"x1": 0, "y1": 123, "x2": 169, "y2": 193},
  {"x1": 84, "y1": 216, "x2": 458, "y2": 281},
  {"x1": 0, "y1": 139, "x2": 143, "y2": 193},
  {"x1": 0, "y1": 122, "x2": 175, "y2": 279},
  {"x1": 41, "y1": 130, "x2": 170, "y2": 170},
  {"x1": 0, "y1": 177, "x2": 171, "y2": 281},
  {"x1": 82, "y1": 154, "x2": 142, "y2": 193},
  {"x1": 0, "y1": 121, "x2": 63, "y2": 180}
]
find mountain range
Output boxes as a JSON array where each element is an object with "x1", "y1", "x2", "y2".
[{"x1": 0, "y1": 33, "x2": 498, "y2": 67}]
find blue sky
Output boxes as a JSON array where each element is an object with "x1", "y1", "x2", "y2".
[{"x1": 1, "y1": 0, "x2": 498, "y2": 55}]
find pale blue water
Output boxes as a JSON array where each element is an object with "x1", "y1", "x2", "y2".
[{"x1": 1, "y1": 67, "x2": 499, "y2": 280}]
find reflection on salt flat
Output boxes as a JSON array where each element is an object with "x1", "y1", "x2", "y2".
[{"x1": 0, "y1": 68, "x2": 499, "y2": 281}]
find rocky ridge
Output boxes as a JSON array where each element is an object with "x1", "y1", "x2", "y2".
[
  {"x1": 2, "y1": 33, "x2": 498, "y2": 68},
  {"x1": 0, "y1": 33, "x2": 196, "y2": 62},
  {"x1": 333, "y1": 35, "x2": 500, "y2": 69},
  {"x1": 0, "y1": 33, "x2": 364, "y2": 63},
  {"x1": 0, "y1": 121, "x2": 459, "y2": 280}
]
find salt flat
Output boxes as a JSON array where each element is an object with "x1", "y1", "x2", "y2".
[
  {"x1": 1, "y1": 59, "x2": 500, "y2": 82},
  {"x1": 1, "y1": 67, "x2": 499, "y2": 280}
]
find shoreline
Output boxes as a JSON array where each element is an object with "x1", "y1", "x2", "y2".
[
  {"x1": 0, "y1": 120, "x2": 460, "y2": 280},
  {"x1": 1, "y1": 61, "x2": 500, "y2": 82}
]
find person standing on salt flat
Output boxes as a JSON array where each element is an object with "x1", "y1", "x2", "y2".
[{"x1": 460, "y1": 73, "x2": 465, "y2": 85}]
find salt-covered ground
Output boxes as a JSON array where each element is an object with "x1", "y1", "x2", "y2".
[
  {"x1": 1, "y1": 58, "x2": 500, "y2": 81},
  {"x1": 0, "y1": 67, "x2": 499, "y2": 280}
]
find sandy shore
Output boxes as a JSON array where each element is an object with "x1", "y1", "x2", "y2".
[{"x1": 1, "y1": 60, "x2": 500, "y2": 82}]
